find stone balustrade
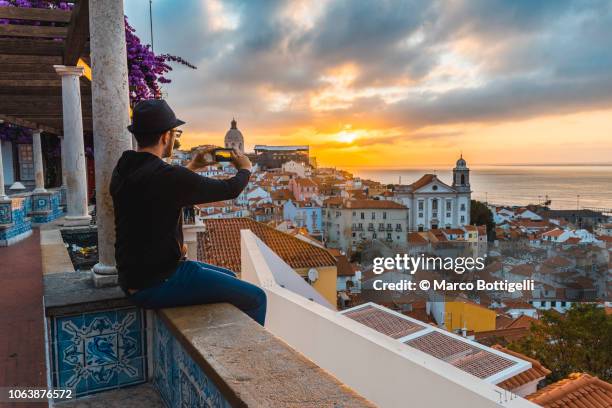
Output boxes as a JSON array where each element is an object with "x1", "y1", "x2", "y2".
[{"x1": 43, "y1": 268, "x2": 373, "y2": 407}]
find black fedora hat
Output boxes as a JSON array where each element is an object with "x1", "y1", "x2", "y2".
[{"x1": 127, "y1": 99, "x2": 185, "y2": 134}]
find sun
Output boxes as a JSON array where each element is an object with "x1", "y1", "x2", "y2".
[{"x1": 336, "y1": 130, "x2": 358, "y2": 144}]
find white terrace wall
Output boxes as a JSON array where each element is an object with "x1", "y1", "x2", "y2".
[{"x1": 240, "y1": 230, "x2": 538, "y2": 408}]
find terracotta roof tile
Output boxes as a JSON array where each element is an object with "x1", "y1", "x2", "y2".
[
  {"x1": 343, "y1": 305, "x2": 425, "y2": 339},
  {"x1": 491, "y1": 345, "x2": 551, "y2": 390},
  {"x1": 527, "y1": 373, "x2": 612, "y2": 408},
  {"x1": 410, "y1": 174, "x2": 436, "y2": 190},
  {"x1": 405, "y1": 331, "x2": 516, "y2": 379},
  {"x1": 198, "y1": 218, "x2": 336, "y2": 273}
]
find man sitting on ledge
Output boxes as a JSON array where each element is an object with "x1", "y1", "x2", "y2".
[{"x1": 110, "y1": 99, "x2": 266, "y2": 325}]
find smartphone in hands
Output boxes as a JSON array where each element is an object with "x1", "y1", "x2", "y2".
[{"x1": 213, "y1": 148, "x2": 233, "y2": 162}]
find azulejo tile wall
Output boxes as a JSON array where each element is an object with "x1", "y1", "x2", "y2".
[
  {"x1": 153, "y1": 314, "x2": 232, "y2": 408},
  {"x1": 50, "y1": 307, "x2": 147, "y2": 397},
  {"x1": 31, "y1": 190, "x2": 63, "y2": 223},
  {"x1": 0, "y1": 198, "x2": 32, "y2": 246}
]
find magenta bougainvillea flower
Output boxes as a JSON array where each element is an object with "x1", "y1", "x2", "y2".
[{"x1": 0, "y1": 1, "x2": 195, "y2": 142}]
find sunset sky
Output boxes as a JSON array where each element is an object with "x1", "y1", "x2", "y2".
[{"x1": 124, "y1": 0, "x2": 612, "y2": 168}]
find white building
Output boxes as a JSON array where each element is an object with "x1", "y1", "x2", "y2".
[
  {"x1": 393, "y1": 156, "x2": 471, "y2": 232},
  {"x1": 323, "y1": 198, "x2": 408, "y2": 252},
  {"x1": 224, "y1": 118, "x2": 244, "y2": 153},
  {"x1": 281, "y1": 160, "x2": 309, "y2": 178}
]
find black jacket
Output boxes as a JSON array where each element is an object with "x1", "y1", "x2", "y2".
[{"x1": 110, "y1": 151, "x2": 250, "y2": 290}]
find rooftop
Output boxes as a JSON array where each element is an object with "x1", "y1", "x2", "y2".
[
  {"x1": 527, "y1": 373, "x2": 612, "y2": 408},
  {"x1": 198, "y1": 217, "x2": 336, "y2": 273},
  {"x1": 491, "y1": 345, "x2": 551, "y2": 391},
  {"x1": 340, "y1": 302, "x2": 531, "y2": 384}
]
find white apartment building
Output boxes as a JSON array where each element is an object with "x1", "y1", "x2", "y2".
[
  {"x1": 323, "y1": 198, "x2": 408, "y2": 252},
  {"x1": 393, "y1": 156, "x2": 472, "y2": 231}
]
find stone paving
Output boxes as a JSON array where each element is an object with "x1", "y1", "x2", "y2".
[{"x1": 0, "y1": 229, "x2": 48, "y2": 408}]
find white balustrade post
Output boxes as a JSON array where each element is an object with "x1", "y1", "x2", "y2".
[{"x1": 32, "y1": 130, "x2": 46, "y2": 193}]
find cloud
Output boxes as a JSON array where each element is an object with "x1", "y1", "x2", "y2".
[{"x1": 125, "y1": 0, "x2": 612, "y2": 140}]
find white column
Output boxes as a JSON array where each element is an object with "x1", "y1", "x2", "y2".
[
  {"x1": 60, "y1": 135, "x2": 67, "y2": 187},
  {"x1": 54, "y1": 65, "x2": 91, "y2": 225},
  {"x1": 32, "y1": 130, "x2": 46, "y2": 193},
  {"x1": 0, "y1": 141, "x2": 7, "y2": 200},
  {"x1": 89, "y1": 0, "x2": 133, "y2": 286}
]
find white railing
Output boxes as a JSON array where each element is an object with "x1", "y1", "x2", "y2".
[{"x1": 240, "y1": 229, "x2": 538, "y2": 408}]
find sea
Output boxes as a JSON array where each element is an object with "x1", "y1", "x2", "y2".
[{"x1": 345, "y1": 165, "x2": 612, "y2": 211}]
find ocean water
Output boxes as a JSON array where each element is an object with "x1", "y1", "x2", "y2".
[{"x1": 346, "y1": 165, "x2": 612, "y2": 210}]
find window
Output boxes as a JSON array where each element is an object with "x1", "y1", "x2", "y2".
[
  {"x1": 432, "y1": 185, "x2": 438, "y2": 191},
  {"x1": 561, "y1": 301, "x2": 567, "y2": 307},
  {"x1": 418, "y1": 212, "x2": 423, "y2": 218},
  {"x1": 352, "y1": 211, "x2": 356, "y2": 216},
  {"x1": 352, "y1": 232, "x2": 356, "y2": 237},
  {"x1": 460, "y1": 174, "x2": 465, "y2": 185},
  {"x1": 551, "y1": 301, "x2": 557, "y2": 307},
  {"x1": 360, "y1": 212, "x2": 365, "y2": 219},
  {"x1": 541, "y1": 301, "x2": 547, "y2": 307},
  {"x1": 396, "y1": 223, "x2": 401, "y2": 231},
  {"x1": 386, "y1": 233, "x2": 392, "y2": 240},
  {"x1": 432, "y1": 199, "x2": 438, "y2": 210},
  {"x1": 460, "y1": 215, "x2": 465, "y2": 223},
  {"x1": 418, "y1": 201, "x2": 424, "y2": 210},
  {"x1": 446, "y1": 201, "x2": 451, "y2": 211},
  {"x1": 17, "y1": 144, "x2": 34, "y2": 181},
  {"x1": 371, "y1": 212, "x2": 376, "y2": 220},
  {"x1": 373, "y1": 233, "x2": 377, "y2": 239},
  {"x1": 446, "y1": 213, "x2": 451, "y2": 218},
  {"x1": 418, "y1": 226, "x2": 424, "y2": 232},
  {"x1": 383, "y1": 211, "x2": 387, "y2": 220},
  {"x1": 460, "y1": 203, "x2": 466, "y2": 211}
]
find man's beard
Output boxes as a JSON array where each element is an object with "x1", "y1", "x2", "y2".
[{"x1": 162, "y1": 140, "x2": 174, "y2": 158}]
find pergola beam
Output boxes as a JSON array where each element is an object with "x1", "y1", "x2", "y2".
[
  {"x1": 0, "y1": 114, "x2": 60, "y2": 134},
  {"x1": 0, "y1": 54, "x2": 63, "y2": 64},
  {"x1": 0, "y1": 24, "x2": 68, "y2": 38},
  {"x1": 0, "y1": 38, "x2": 64, "y2": 56},
  {"x1": 0, "y1": 7, "x2": 72, "y2": 23},
  {"x1": 64, "y1": 0, "x2": 90, "y2": 66}
]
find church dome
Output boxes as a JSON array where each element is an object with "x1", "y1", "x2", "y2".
[
  {"x1": 455, "y1": 154, "x2": 467, "y2": 169},
  {"x1": 224, "y1": 118, "x2": 244, "y2": 153}
]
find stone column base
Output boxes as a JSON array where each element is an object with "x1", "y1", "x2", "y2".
[
  {"x1": 92, "y1": 262, "x2": 118, "y2": 287},
  {"x1": 63, "y1": 215, "x2": 92, "y2": 226}
]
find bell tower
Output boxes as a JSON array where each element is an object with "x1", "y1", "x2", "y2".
[{"x1": 452, "y1": 154, "x2": 470, "y2": 193}]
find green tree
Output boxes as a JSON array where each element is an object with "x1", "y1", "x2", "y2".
[
  {"x1": 509, "y1": 303, "x2": 612, "y2": 382},
  {"x1": 470, "y1": 200, "x2": 495, "y2": 241}
]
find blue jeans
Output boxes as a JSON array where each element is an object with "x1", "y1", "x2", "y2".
[{"x1": 127, "y1": 260, "x2": 267, "y2": 326}]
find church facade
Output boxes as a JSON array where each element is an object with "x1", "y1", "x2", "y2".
[{"x1": 392, "y1": 156, "x2": 471, "y2": 232}]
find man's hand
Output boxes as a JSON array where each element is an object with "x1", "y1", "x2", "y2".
[
  {"x1": 231, "y1": 148, "x2": 252, "y2": 171},
  {"x1": 187, "y1": 145, "x2": 216, "y2": 171}
]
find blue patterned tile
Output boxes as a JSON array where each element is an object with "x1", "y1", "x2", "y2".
[
  {"x1": 58, "y1": 369, "x2": 88, "y2": 395},
  {"x1": 117, "y1": 357, "x2": 146, "y2": 386},
  {"x1": 152, "y1": 314, "x2": 231, "y2": 408},
  {"x1": 51, "y1": 307, "x2": 147, "y2": 397},
  {"x1": 87, "y1": 365, "x2": 119, "y2": 392},
  {"x1": 117, "y1": 308, "x2": 142, "y2": 334},
  {"x1": 56, "y1": 315, "x2": 83, "y2": 343}
]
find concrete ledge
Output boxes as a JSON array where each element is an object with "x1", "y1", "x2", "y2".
[
  {"x1": 44, "y1": 271, "x2": 129, "y2": 316},
  {"x1": 158, "y1": 303, "x2": 375, "y2": 407},
  {"x1": 40, "y1": 228, "x2": 75, "y2": 274}
]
